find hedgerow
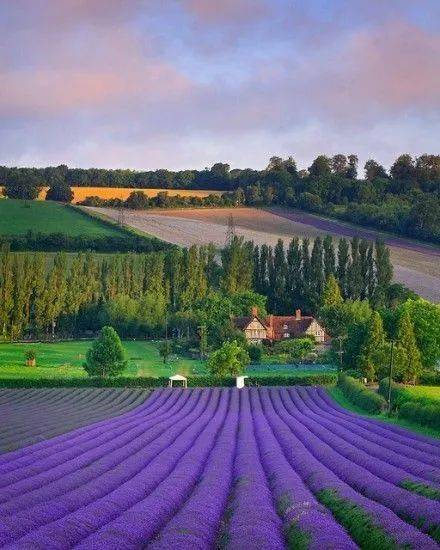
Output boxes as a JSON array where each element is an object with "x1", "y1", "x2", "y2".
[
  {"x1": 337, "y1": 373, "x2": 387, "y2": 414},
  {"x1": 0, "y1": 372, "x2": 337, "y2": 389},
  {"x1": 379, "y1": 378, "x2": 440, "y2": 429}
]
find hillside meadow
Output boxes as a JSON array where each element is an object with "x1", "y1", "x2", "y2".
[{"x1": 0, "y1": 200, "x2": 123, "y2": 237}]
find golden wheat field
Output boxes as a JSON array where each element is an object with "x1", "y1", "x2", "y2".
[
  {"x1": 0, "y1": 187, "x2": 222, "y2": 203},
  {"x1": 87, "y1": 206, "x2": 440, "y2": 303}
]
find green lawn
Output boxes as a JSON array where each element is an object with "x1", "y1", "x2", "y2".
[
  {"x1": 403, "y1": 385, "x2": 440, "y2": 400},
  {"x1": 0, "y1": 340, "x2": 206, "y2": 379},
  {"x1": 328, "y1": 386, "x2": 440, "y2": 439},
  {"x1": 0, "y1": 199, "x2": 123, "y2": 237}
]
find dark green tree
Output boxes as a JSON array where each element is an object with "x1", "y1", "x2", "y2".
[{"x1": 83, "y1": 326, "x2": 127, "y2": 377}]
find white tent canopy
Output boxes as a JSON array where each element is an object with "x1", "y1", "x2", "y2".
[{"x1": 168, "y1": 374, "x2": 188, "y2": 388}]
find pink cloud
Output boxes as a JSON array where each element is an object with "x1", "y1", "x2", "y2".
[{"x1": 303, "y1": 21, "x2": 440, "y2": 119}]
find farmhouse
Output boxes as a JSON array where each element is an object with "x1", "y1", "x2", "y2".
[{"x1": 233, "y1": 307, "x2": 328, "y2": 344}]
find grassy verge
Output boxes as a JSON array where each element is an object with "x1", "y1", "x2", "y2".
[{"x1": 328, "y1": 386, "x2": 440, "y2": 439}]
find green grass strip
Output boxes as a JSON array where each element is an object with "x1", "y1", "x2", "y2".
[
  {"x1": 277, "y1": 494, "x2": 311, "y2": 550},
  {"x1": 400, "y1": 479, "x2": 440, "y2": 501},
  {"x1": 317, "y1": 489, "x2": 399, "y2": 550}
]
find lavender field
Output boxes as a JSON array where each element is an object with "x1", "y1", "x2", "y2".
[{"x1": 0, "y1": 387, "x2": 439, "y2": 549}]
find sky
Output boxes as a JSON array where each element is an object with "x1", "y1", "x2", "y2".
[{"x1": 0, "y1": 0, "x2": 439, "y2": 173}]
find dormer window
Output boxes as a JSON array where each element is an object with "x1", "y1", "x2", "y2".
[{"x1": 283, "y1": 324, "x2": 288, "y2": 330}]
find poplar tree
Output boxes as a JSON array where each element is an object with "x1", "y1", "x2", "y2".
[
  {"x1": 347, "y1": 237, "x2": 362, "y2": 300},
  {"x1": 323, "y1": 235, "x2": 336, "y2": 280},
  {"x1": 272, "y1": 239, "x2": 287, "y2": 313},
  {"x1": 397, "y1": 311, "x2": 422, "y2": 383},
  {"x1": 374, "y1": 239, "x2": 393, "y2": 307},
  {"x1": 286, "y1": 238, "x2": 301, "y2": 312},
  {"x1": 322, "y1": 274, "x2": 343, "y2": 307},
  {"x1": 0, "y1": 245, "x2": 14, "y2": 337},
  {"x1": 359, "y1": 311, "x2": 386, "y2": 381},
  {"x1": 310, "y1": 237, "x2": 324, "y2": 309},
  {"x1": 337, "y1": 238, "x2": 349, "y2": 298},
  {"x1": 301, "y1": 238, "x2": 311, "y2": 307}
]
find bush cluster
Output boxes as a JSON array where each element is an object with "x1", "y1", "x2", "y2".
[
  {"x1": 419, "y1": 371, "x2": 440, "y2": 386},
  {"x1": 337, "y1": 373, "x2": 387, "y2": 414},
  {"x1": 378, "y1": 377, "x2": 440, "y2": 429},
  {"x1": 0, "y1": 372, "x2": 337, "y2": 389}
]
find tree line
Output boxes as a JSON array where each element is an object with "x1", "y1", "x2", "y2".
[
  {"x1": 0, "y1": 234, "x2": 402, "y2": 344},
  {"x1": 2, "y1": 153, "x2": 439, "y2": 243}
]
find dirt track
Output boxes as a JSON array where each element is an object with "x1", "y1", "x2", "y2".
[{"x1": 88, "y1": 206, "x2": 440, "y2": 302}]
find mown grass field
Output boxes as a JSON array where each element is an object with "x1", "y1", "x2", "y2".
[
  {"x1": 403, "y1": 385, "x2": 440, "y2": 400},
  {"x1": 0, "y1": 199, "x2": 123, "y2": 237},
  {"x1": 0, "y1": 340, "x2": 205, "y2": 379}
]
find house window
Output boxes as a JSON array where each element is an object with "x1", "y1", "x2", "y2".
[
  {"x1": 283, "y1": 332, "x2": 290, "y2": 338},
  {"x1": 283, "y1": 324, "x2": 288, "y2": 330}
]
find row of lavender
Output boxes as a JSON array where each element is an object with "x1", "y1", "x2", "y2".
[
  {"x1": 0, "y1": 388, "x2": 149, "y2": 453},
  {"x1": 0, "y1": 387, "x2": 438, "y2": 548}
]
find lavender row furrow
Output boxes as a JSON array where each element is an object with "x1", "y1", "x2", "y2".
[
  {"x1": 249, "y1": 388, "x2": 357, "y2": 549},
  {"x1": 149, "y1": 390, "x2": 240, "y2": 550},
  {"x1": 76, "y1": 389, "x2": 231, "y2": 549},
  {"x1": 0, "y1": 390, "x2": 179, "y2": 489},
  {"x1": 0, "y1": 389, "x2": 209, "y2": 544},
  {"x1": 318, "y1": 388, "x2": 440, "y2": 452},
  {"x1": 9, "y1": 389, "x2": 219, "y2": 548},
  {"x1": 293, "y1": 387, "x2": 439, "y2": 485},
  {"x1": 280, "y1": 388, "x2": 440, "y2": 535},
  {"x1": 0, "y1": 391, "x2": 192, "y2": 511},
  {"x1": 261, "y1": 388, "x2": 437, "y2": 549},
  {"x1": 307, "y1": 387, "x2": 440, "y2": 470},
  {"x1": 221, "y1": 390, "x2": 285, "y2": 550},
  {"x1": 0, "y1": 388, "x2": 167, "y2": 470}
]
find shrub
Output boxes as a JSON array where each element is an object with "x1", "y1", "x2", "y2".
[
  {"x1": 207, "y1": 340, "x2": 250, "y2": 376},
  {"x1": 46, "y1": 183, "x2": 74, "y2": 203},
  {"x1": 378, "y1": 377, "x2": 440, "y2": 429},
  {"x1": 337, "y1": 373, "x2": 387, "y2": 414},
  {"x1": 420, "y1": 371, "x2": 440, "y2": 386},
  {"x1": 83, "y1": 326, "x2": 127, "y2": 378}
]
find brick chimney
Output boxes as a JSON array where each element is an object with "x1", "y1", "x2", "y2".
[
  {"x1": 251, "y1": 306, "x2": 258, "y2": 317},
  {"x1": 295, "y1": 309, "x2": 302, "y2": 321}
]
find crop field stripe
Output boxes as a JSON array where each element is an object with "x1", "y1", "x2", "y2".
[
  {"x1": 310, "y1": 391, "x2": 440, "y2": 469},
  {"x1": 319, "y1": 388, "x2": 440, "y2": 452},
  {"x1": 262, "y1": 388, "x2": 438, "y2": 548},
  {"x1": 0, "y1": 389, "x2": 217, "y2": 546},
  {"x1": 0, "y1": 388, "x2": 152, "y2": 455},
  {"x1": 0, "y1": 389, "x2": 171, "y2": 472},
  {"x1": 0, "y1": 391, "x2": 182, "y2": 490},
  {"x1": 249, "y1": 388, "x2": 357, "y2": 548},
  {"x1": 294, "y1": 387, "x2": 440, "y2": 484},
  {"x1": 278, "y1": 388, "x2": 440, "y2": 539},
  {"x1": 0, "y1": 388, "x2": 439, "y2": 549},
  {"x1": 76, "y1": 390, "x2": 231, "y2": 548},
  {"x1": 220, "y1": 389, "x2": 285, "y2": 549},
  {"x1": 0, "y1": 388, "x2": 136, "y2": 443},
  {"x1": 149, "y1": 390, "x2": 240, "y2": 550}
]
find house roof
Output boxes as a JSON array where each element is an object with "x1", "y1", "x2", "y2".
[
  {"x1": 232, "y1": 313, "x2": 328, "y2": 340},
  {"x1": 234, "y1": 316, "x2": 267, "y2": 330},
  {"x1": 270, "y1": 316, "x2": 315, "y2": 337}
]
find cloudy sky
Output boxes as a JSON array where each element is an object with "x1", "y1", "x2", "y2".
[{"x1": 0, "y1": 0, "x2": 439, "y2": 172}]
